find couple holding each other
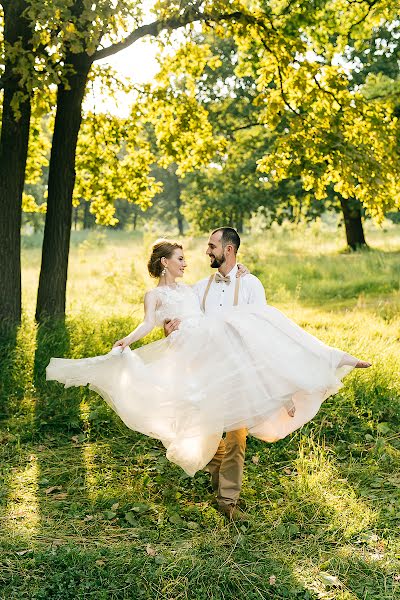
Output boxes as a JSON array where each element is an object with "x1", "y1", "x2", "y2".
[{"x1": 47, "y1": 227, "x2": 371, "y2": 520}]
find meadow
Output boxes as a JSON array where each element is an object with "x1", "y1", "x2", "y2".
[{"x1": 1, "y1": 221, "x2": 399, "y2": 599}]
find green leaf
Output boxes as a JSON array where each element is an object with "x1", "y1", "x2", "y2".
[
  {"x1": 169, "y1": 513, "x2": 183, "y2": 525},
  {"x1": 130, "y1": 503, "x2": 151, "y2": 514},
  {"x1": 287, "y1": 523, "x2": 300, "y2": 535},
  {"x1": 103, "y1": 510, "x2": 116, "y2": 520},
  {"x1": 124, "y1": 512, "x2": 139, "y2": 526},
  {"x1": 377, "y1": 422, "x2": 391, "y2": 434}
]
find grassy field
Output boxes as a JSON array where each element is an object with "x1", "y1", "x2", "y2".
[{"x1": 1, "y1": 222, "x2": 399, "y2": 599}]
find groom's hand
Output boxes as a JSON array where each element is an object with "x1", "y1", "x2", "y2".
[
  {"x1": 164, "y1": 318, "x2": 181, "y2": 337},
  {"x1": 236, "y1": 263, "x2": 250, "y2": 277}
]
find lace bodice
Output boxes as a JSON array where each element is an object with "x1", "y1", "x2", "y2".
[{"x1": 153, "y1": 284, "x2": 203, "y2": 327}]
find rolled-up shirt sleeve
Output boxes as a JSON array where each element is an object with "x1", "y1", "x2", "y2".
[{"x1": 246, "y1": 275, "x2": 267, "y2": 306}]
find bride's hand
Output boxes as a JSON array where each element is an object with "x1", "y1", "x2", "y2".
[
  {"x1": 237, "y1": 263, "x2": 250, "y2": 277},
  {"x1": 113, "y1": 337, "x2": 130, "y2": 351}
]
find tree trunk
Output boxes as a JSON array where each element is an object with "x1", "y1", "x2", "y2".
[
  {"x1": 36, "y1": 54, "x2": 91, "y2": 321},
  {"x1": 176, "y1": 192, "x2": 184, "y2": 236},
  {"x1": 0, "y1": 0, "x2": 32, "y2": 325},
  {"x1": 168, "y1": 164, "x2": 184, "y2": 236},
  {"x1": 339, "y1": 196, "x2": 367, "y2": 250},
  {"x1": 236, "y1": 212, "x2": 244, "y2": 233},
  {"x1": 73, "y1": 205, "x2": 78, "y2": 230},
  {"x1": 83, "y1": 200, "x2": 92, "y2": 229}
]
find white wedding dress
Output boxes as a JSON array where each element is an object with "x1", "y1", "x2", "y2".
[{"x1": 46, "y1": 284, "x2": 356, "y2": 475}]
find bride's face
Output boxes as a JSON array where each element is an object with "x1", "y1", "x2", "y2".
[{"x1": 164, "y1": 249, "x2": 187, "y2": 278}]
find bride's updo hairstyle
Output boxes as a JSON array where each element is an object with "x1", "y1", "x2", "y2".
[{"x1": 147, "y1": 238, "x2": 183, "y2": 278}]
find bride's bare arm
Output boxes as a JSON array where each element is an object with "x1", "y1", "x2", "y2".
[{"x1": 113, "y1": 291, "x2": 157, "y2": 350}]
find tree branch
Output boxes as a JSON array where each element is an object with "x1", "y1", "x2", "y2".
[
  {"x1": 313, "y1": 75, "x2": 344, "y2": 111},
  {"x1": 348, "y1": 0, "x2": 379, "y2": 36},
  {"x1": 93, "y1": 10, "x2": 243, "y2": 62}
]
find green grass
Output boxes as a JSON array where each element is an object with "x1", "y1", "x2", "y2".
[{"x1": 1, "y1": 223, "x2": 400, "y2": 599}]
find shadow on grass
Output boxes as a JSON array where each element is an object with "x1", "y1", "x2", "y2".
[
  {"x1": 34, "y1": 319, "x2": 83, "y2": 433},
  {"x1": 0, "y1": 310, "x2": 398, "y2": 599},
  {"x1": 30, "y1": 319, "x2": 92, "y2": 552},
  {"x1": 0, "y1": 321, "x2": 33, "y2": 420},
  {"x1": 0, "y1": 323, "x2": 18, "y2": 420}
]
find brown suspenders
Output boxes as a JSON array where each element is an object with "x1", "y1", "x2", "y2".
[
  {"x1": 201, "y1": 274, "x2": 240, "y2": 312},
  {"x1": 233, "y1": 276, "x2": 240, "y2": 306}
]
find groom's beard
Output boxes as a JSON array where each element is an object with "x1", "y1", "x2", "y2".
[{"x1": 210, "y1": 253, "x2": 225, "y2": 268}]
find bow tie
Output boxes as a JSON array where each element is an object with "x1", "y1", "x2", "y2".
[{"x1": 215, "y1": 273, "x2": 231, "y2": 285}]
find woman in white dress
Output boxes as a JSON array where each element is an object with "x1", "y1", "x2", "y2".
[{"x1": 46, "y1": 239, "x2": 370, "y2": 476}]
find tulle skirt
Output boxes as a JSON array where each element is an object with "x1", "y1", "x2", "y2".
[{"x1": 46, "y1": 305, "x2": 356, "y2": 475}]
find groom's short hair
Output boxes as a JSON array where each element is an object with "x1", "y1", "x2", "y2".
[{"x1": 212, "y1": 227, "x2": 241, "y2": 254}]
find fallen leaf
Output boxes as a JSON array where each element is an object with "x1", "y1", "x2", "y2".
[
  {"x1": 45, "y1": 486, "x2": 62, "y2": 495},
  {"x1": 284, "y1": 467, "x2": 292, "y2": 475},
  {"x1": 84, "y1": 515, "x2": 94, "y2": 521},
  {"x1": 111, "y1": 503, "x2": 119, "y2": 511},
  {"x1": 252, "y1": 455, "x2": 259, "y2": 464},
  {"x1": 357, "y1": 532, "x2": 379, "y2": 544},
  {"x1": 37, "y1": 445, "x2": 47, "y2": 451},
  {"x1": 370, "y1": 552, "x2": 384, "y2": 561},
  {"x1": 394, "y1": 574, "x2": 400, "y2": 582},
  {"x1": 71, "y1": 433, "x2": 86, "y2": 444},
  {"x1": 96, "y1": 559, "x2": 106, "y2": 566},
  {"x1": 269, "y1": 575, "x2": 276, "y2": 585},
  {"x1": 52, "y1": 492, "x2": 68, "y2": 500},
  {"x1": 16, "y1": 549, "x2": 32, "y2": 556},
  {"x1": 146, "y1": 544, "x2": 156, "y2": 556},
  {"x1": 320, "y1": 572, "x2": 341, "y2": 588}
]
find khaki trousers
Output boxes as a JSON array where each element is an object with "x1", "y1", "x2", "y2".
[{"x1": 206, "y1": 428, "x2": 247, "y2": 507}]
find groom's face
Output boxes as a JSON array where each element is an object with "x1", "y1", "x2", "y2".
[{"x1": 206, "y1": 232, "x2": 225, "y2": 268}]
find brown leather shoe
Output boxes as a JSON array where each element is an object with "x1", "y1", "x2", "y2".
[{"x1": 217, "y1": 503, "x2": 250, "y2": 522}]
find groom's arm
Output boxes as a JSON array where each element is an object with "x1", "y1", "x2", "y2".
[{"x1": 246, "y1": 275, "x2": 267, "y2": 306}]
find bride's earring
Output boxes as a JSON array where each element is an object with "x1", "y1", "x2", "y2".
[{"x1": 161, "y1": 267, "x2": 166, "y2": 276}]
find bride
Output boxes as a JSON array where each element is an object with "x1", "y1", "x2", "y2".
[{"x1": 47, "y1": 238, "x2": 370, "y2": 476}]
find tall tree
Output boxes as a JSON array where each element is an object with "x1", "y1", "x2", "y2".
[
  {"x1": 0, "y1": 0, "x2": 33, "y2": 325},
  {"x1": 34, "y1": 1, "x2": 244, "y2": 321},
  {"x1": 231, "y1": 2, "x2": 400, "y2": 248},
  {"x1": 146, "y1": 6, "x2": 400, "y2": 246}
]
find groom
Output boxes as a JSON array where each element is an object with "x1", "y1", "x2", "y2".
[{"x1": 165, "y1": 227, "x2": 267, "y2": 520}]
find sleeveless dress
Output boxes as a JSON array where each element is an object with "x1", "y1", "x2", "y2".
[{"x1": 46, "y1": 283, "x2": 356, "y2": 476}]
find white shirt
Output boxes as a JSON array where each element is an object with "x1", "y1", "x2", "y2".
[{"x1": 193, "y1": 264, "x2": 267, "y2": 315}]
